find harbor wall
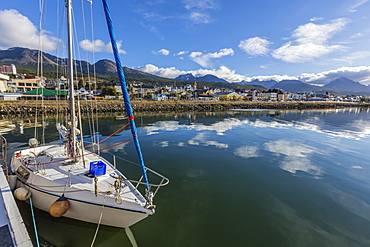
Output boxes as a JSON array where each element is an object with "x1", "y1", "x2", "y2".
[{"x1": 0, "y1": 100, "x2": 368, "y2": 116}]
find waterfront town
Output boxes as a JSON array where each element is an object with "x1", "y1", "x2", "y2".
[{"x1": 0, "y1": 64, "x2": 364, "y2": 103}]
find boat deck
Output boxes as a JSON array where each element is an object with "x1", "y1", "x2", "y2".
[{"x1": 17, "y1": 145, "x2": 147, "y2": 206}]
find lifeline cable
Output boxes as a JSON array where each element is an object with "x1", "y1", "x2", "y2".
[
  {"x1": 85, "y1": 122, "x2": 130, "y2": 148},
  {"x1": 17, "y1": 138, "x2": 133, "y2": 166}
]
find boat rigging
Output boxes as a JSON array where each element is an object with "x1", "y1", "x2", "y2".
[{"x1": 10, "y1": 0, "x2": 169, "y2": 229}]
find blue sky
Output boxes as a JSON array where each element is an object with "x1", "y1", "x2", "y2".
[{"x1": 1, "y1": 0, "x2": 370, "y2": 85}]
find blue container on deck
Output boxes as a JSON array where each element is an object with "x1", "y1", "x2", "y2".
[{"x1": 89, "y1": 161, "x2": 106, "y2": 176}]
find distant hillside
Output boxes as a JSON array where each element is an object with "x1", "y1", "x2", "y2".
[
  {"x1": 239, "y1": 79, "x2": 277, "y2": 89},
  {"x1": 94, "y1": 59, "x2": 172, "y2": 81},
  {"x1": 324, "y1": 77, "x2": 370, "y2": 93},
  {"x1": 1, "y1": 48, "x2": 266, "y2": 91},
  {"x1": 175, "y1": 73, "x2": 228, "y2": 83},
  {"x1": 0, "y1": 47, "x2": 171, "y2": 81},
  {"x1": 238, "y1": 77, "x2": 370, "y2": 95},
  {"x1": 272, "y1": 80, "x2": 338, "y2": 94},
  {"x1": 0, "y1": 47, "x2": 68, "y2": 71},
  {"x1": 175, "y1": 73, "x2": 195, "y2": 81}
]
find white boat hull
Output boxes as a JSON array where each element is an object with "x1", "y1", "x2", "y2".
[
  {"x1": 11, "y1": 145, "x2": 154, "y2": 228},
  {"x1": 21, "y1": 183, "x2": 149, "y2": 228}
]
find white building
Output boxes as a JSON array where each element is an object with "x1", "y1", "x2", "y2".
[
  {"x1": 155, "y1": 94, "x2": 170, "y2": 101},
  {"x1": 290, "y1": 93, "x2": 306, "y2": 101},
  {"x1": 0, "y1": 64, "x2": 17, "y2": 75},
  {"x1": 0, "y1": 93, "x2": 22, "y2": 100},
  {"x1": 0, "y1": 73, "x2": 10, "y2": 92}
]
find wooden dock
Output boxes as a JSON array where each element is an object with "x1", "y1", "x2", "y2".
[
  {"x1": 0, "y1": 171, "x2": 33, "y2": 246},
  {"x1": 0, "y1": 133, "x2": 32, "y2": 247}
]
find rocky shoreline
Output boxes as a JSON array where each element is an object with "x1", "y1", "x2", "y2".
[{"x1": 0, "y1": 100, "x2": 368, "y2": 116}]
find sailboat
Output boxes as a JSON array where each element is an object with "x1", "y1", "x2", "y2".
[{"x1": 10, "y1": 0, "x2": 168, "y2": 228}]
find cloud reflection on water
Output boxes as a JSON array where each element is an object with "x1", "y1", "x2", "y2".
[
  {"x1": 232, "y1": 139, "x2": 323, "y2": 177},
  {"x1": 142, "y1": 114, "x2": 370, "y2": 140},
  {"x1": 265, "y1": 140, "x2": 322, "y2": 177},
  {"x1": 188, "y1": 133, "x2": 229, "y2": 149},
  {"x1": 140, "y1": 110, "x2": 370, "y2": 177},
  {"x1": 234, "y1": 146, "x2": 259, "y2": 158}
]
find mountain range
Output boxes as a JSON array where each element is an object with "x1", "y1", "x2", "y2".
[
  {"x1": 238, "y1": 77, "x2": 370, "y2": 95},
  {"x1": 1, "y1": 47, "x2": 369, "y2": 94},
  {"x1": 175, "y1": 73, "x2": 228, "y2": 83},
  {"x1": 0, "y1": 47, "x2": 171, "y2": 81}
]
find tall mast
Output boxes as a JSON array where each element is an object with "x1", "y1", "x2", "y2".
[{"x1": 67, "y1": 0, "x2": 77, "y2": 159}]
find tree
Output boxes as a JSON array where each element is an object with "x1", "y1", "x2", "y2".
[
  {"x1": 101, "y1": 86, "x2": 118, "y2": 96},
  {"x1": 170, "y1": 92, "x2": 179, "y2": 99},
  {"x1": 78, "y1": 79, "x2": 85, "y2": 88}
]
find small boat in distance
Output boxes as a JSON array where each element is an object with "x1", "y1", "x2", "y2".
[
  {"x1": 116, "y1": 116, "x2": 128, "y2": 120},
  {"x1": 10, "y1": 0, "x2": 168, "y2": 228}
]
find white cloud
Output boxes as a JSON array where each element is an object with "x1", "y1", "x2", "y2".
[
  {"x1": 139, "y1": 64, "x2": 184, "y2": 79},
  {"x1": 333, "y1": 51, "x2": 370, "y2": 65},
  {"x1": 299, "y1": 66, "x2": 370, "y2": 85},
  {"x1": 139, "y1": 64, "x2": 246, "y2": 82},
  {"x1": 192, "y1": 66, "x2": 245, "y2": 82},
  {"x1": 154, "y1": 48, "x2": 170, "y2": 55},
  {"x1": 245, "y1": 74, "x2": 298, "y2": 82},
  {"x1": 189, "y1": 48, "x2": 234, "y2": 67},
  {"x1": 293, "y1": 18, "x2": 349, "y2": 44},
  {"x1": 272, "y1": 18, "x2": 350, "y2": 63},
  {"x1": 189, "y1": 12, "x2": 213, "y2": 24},
  {"x1": 349, "y1": 0, "x2": 369, "y2": 12},
  {"x1": 351, "y1": 32, "x2": 365, "y2": 39},
  {"x1": 208, "y1": 48, "x2": 234, "y2": 58},
  {"x1": 238, "y1": 37, "x2": 272, "y2": 56},
  {"x1": 142, "y1": 12, "x2": 172, "y2": 22},
  {"x1": 145, "y1": 0, "x2": 166, "y2": 6},
  {"x1": 273, "y1": 42, "x2": 344, "y2": 63},
  {"x1": 175, "y1": 51, "x2": 189, "y2": 56},
  {"x1": 140, "y1": 63, "x2": 370, "y2": 85},
  {"x1": 189, "y1": 51, "x2": 203, "y2": 58},
  {"x1": 79, "y1": 39, "x2": 126, "y2": 54},
  {"x1": 183, "y1": 0, "x2": 217, "y2": 24},
  {"x1": 183, "y1": 0, "x2": 217, "y2": 10},
  {"x1": 310, "y1": 17, "x2": 324, "y2": 22},
  {"x1": 0, "y1": 9, "x2": 59, "y2": 51}
]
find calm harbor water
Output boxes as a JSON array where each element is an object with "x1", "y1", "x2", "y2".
[{"x1": 2, "y1": 108, "x2": 370, "y2": 247}]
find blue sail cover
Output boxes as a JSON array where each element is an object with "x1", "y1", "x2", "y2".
[{"x1": 101, "y1": 0, "x2": 150, "y2": 190}]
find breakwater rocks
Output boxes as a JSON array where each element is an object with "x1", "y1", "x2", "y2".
[{"x1": 0, "y1": 100, "x2": 368, "y2": 116}]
